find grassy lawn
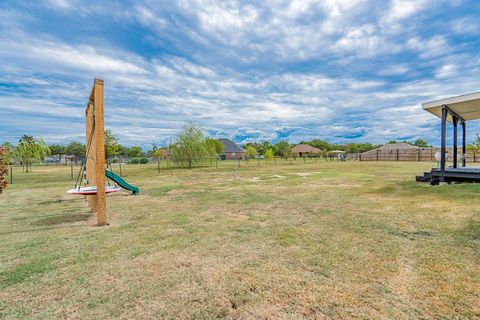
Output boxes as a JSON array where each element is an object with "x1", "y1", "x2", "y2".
[{"x1": 1, "y1": 161, "x2": 479, "y2": 319}]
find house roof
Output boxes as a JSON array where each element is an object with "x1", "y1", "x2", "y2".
[
  {"x1": 423, "y1": 91, "x2": 480, "y2": 122},
  {"x1": 218, "y1": 138, "x2": 244, "y2": 153},
  {"x1": 363, "y1": 142, "x2": 419, "y2": 154},
  {"x1": 291, "y1": 144, "x2": 320, "y2": 153},
  {"x1": 379, "y1": 142, "x2": 419, "y2": 150}
]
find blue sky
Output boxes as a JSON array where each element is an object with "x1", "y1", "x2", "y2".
[{"x1": 1, "y1": 0, "x2": 480, "y2": 147}]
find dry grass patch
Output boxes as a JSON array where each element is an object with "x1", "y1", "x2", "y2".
[{"x1": 0, "y1": 161, "x2": 479, "y2": 319}]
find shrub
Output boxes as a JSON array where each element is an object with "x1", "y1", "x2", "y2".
[
  {"x1": 0, "y1": 146, "x2": 9, "y2": 193},
  {"x1": 139, "y1": 157, "x2": 149, "y2": 164},
  {"x1": 129, "y1": 158, "x2": 140, "y2": 164}
]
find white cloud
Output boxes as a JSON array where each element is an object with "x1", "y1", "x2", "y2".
[
  {"x1": 435, "y1": 64, "x2": 457, "y2": 79},
  {"x1": 383, "y1": 0, "x2": 428, "y2": 24},
  {"x1": 451, "y1": 17, "x2": 480, "y2": 34},
  {"x1": 1, "y1": 0, "x2": 480, "y2": 145}
]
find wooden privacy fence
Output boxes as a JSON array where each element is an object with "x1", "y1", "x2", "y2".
[{"x1": 348, "y1": 148, "x2": 480, "y2": 162}]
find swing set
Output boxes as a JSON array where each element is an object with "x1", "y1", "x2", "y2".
[{"x1": 66, "y1": 79, "x2": 139, "y2": 226}]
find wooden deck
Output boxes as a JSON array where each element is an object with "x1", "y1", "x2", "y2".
[{"x1": 417, "y1": 166, "x2": 480, "y2": 184}]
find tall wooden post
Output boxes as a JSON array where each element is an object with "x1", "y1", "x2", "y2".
[
  {"x1": 85, "y1": 79, "x2": 107, "y2": 226},
  {"x1": 94, "y1": 79, "x2": 106, "y2": 226}
]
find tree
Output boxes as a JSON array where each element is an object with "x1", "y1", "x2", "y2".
[
  {"x1": 14, "y1": 135, "x2": 50, "y2": 172},
  {"x1": 413, "y1": 139, "x2": 429, "y2": 148},
  {"x1": 275, "y1": 141, "x2": 291, "y2": 158},
  {"x1": 171, "y1": 124, "x2": 209, "y2": 169},
  {"x1": 1, "y1": 142, "x2": 14, "y2": 164},
  {"x1": 301, "y1": 139, "x2": 332, "y2": 151},
  {"x1": 467, "y1": 133, "x2": 480, "y2": 156},
  {"x1": 264, "y1": 148, "x2": 274, "y2": 160},
  {"x1": 49, "y1": 144, "x2": 66, "y2": 164},
  {"x1": 126, "y1": 146, "x2": 143, "y2": 158},
  {"x1": 388, "y1": 140, "x2": 397, "y2": 144},
  {"x1": 473, "y1": 133, "x2": 480, "y2": 149},
  {"x1": 245, "y1": 145, "x2": 258, "y2": 159},
  {"x1": 0, "y1": 146, "x2": 9, "y2": 193},
  {"x1": 205, "y1": 138, "x2": 224, "y2": 157},
  {"x1": 104, "y1": 129, "x2": 120, "y2": 162},
  {"x1": 243, "y1": 142, "x2": 263, "y2": 155},
  {"x1": 65, "y1": 141, "x2": 86, "y2": 165},
  {"x1": 344, "y1": 143, "x2": 379, "y2": 153}
]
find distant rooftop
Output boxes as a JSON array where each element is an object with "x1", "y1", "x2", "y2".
[
  {"x1": 291, "y1": 144, "x2": 321, "y2": 153},
  {"x1": 218, "y1": 138, "x2": 244, "y2": 153},
  {"x1": 379, "y1": 142, "x2": 419, "y2": 150}
]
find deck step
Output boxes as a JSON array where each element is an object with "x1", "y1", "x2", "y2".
[{"x1": 416, "y1": 172, "x2": 432, "y2": 182}]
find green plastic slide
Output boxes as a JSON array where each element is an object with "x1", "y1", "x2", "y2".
[{"x1": 105, "y1": 170, "x2": 140, "y2": 195}]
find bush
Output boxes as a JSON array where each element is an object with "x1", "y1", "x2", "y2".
[
  {"x1": 139, "y1": 157, "x2": 149, "y2": 164},
  {"x1": 129, "y1": 158, "x2": 140, "y2": 164}
]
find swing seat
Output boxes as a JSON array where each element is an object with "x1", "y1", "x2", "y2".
[{"x1": 67, "y1": 185, "x2": 121, "y2": 195}]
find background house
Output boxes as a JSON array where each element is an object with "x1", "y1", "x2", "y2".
[
  {"x1": 291, "y1": 144, "x2": 321, "y2": 157},
  {"x1": 359, "y1": 142, "x2": 436, "y2": 161},
  {"x1": 218, "y1": 138, "x2": 245, "y2": 160}
]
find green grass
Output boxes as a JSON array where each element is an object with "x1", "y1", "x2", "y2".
[{"x1": 0, "y1": 161, "x2": 479, "y2": 319}]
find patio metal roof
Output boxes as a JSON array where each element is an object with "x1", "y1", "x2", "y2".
[{"x1": 422, "y1": 91, "x2": 480, "y2": 122}]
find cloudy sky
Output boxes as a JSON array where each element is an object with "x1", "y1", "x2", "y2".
[{"x1": 1, "y1": 0, "x2": 480, "y2": 147}]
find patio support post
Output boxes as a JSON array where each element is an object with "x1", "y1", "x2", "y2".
[
  {"x1": 462, "y1": 121, "x2": 466, "y2": 167},
  {"x1": 440, "y1": 105, "x2": 447, "y2": 172},
  {"x1": 453, "y1": 116, "x2": 458, "y2": 168}
]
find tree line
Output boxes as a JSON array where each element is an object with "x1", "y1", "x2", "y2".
[{"x1": 3, "y1": 125, "x2": 480, "y2": 171}]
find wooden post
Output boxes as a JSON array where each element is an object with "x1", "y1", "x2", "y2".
[
  {"x1": 85, "y1": 79, "x2": 107, "y2": 226},
  {"x1": 94, "y1": 79, "x2": 106, "y2": 226},
  {"x1": 71, "y1": 163, "x2": 74, "y2": 180},
  {"x1": 9, "y1": 165, "x2": 13, "y2": 184}
]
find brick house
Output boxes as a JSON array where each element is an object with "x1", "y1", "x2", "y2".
[{"x1": 218, "y1": 138, "x2": 245, "y2": 160}]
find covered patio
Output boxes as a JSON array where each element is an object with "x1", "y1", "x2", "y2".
[{"x1": 416, "y1": 91, "x2": 480, "y2": 184}]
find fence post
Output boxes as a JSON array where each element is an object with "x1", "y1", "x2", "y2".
[
  {"x1": 10, "y1": 165, "x2": 13, "y2": 184},
  {"x1": 303, "y1": 156, "x2": 306, "y2": 164},
  {"x1": 376, "y1": 149, "x2": 379, "y2": 161},
  {"x1": 274, "y1": 157, "x2": 277, "y2": 165},
  {"x1": 238, "y1": 159, "x2": 241, "y2": 168},
  {"x1": 396, "y1": 149, "x2": 399, "y2": 161},
  {"x1": 71, "y1": 163, "x2": 73, "y2": 180},
  {"x1": 216, "y1": 158, "x2": 218, "y2": 169},
  {"x1": 119, "y1": 162, "x2": 123, "y2": 176},
  {"x1": 157, "y1": 159, "x2": 160, "y2": 173},
  {"x1": 417, "y1": 149, "x2": 420, "y2": 161},
  {"x1": 257, "y1": 158, "x2": 260, "y2": 166}
]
